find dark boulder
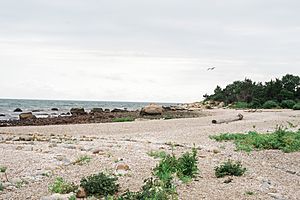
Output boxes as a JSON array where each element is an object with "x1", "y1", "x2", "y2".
[
  {"x1": 90, "y1": 108, "x2": 103, "y2": 114},
  {"x1": 111, "y1": 108, "x2": 127, "y2": 112},
  {"x1": 104, "y1": 109, "x2": 110, "y2": 112},
  {"x1": 51, "y1": 108, "x2": 59, "y2": 111},
  {"x1": 14, "y1": 108, "x2": 22, "y2": 112},
  {"x1": 0, "y1": 114, "x2": 5, "y2": 117},
  {"x1": 70, "y1": 108, "x2": 87, "y2": 116}
]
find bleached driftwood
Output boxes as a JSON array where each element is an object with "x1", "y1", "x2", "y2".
[{"x1": 212, "y1": 113, "x2": 243, "y2": 124}]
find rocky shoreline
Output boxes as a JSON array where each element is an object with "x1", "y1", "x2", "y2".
[{"x1": 0, "y1": 104, "x2": 208, "y2": 127}]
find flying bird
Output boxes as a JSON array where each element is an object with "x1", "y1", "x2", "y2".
[{"x1": 207, "y1": 67, "x2": 216, "y2": 71}]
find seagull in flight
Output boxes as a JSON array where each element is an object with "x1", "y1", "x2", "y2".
[{"x1": 207, "y1": 67, "x2": 216, "y2": 71}]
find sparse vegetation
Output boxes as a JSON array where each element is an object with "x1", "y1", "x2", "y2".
[
  {"x1": 215, "y1": 160, "x2": 246, "y2": 178},
  {"x1": 210, "y1": 128, "x2": 300, "y2": 153},
  {"x1": 80, "y1": 172, "x2": 119, "y2": 197},
  {"x1": 75, "y1": 155, "x2": 92, "y2": 165},
  {"x1": 245, "y1": 191, "x2": 254, "y2": 195},
  {"x1": 231, "y1": 102, "x2": 249, "y2": 109},
  {"x1": 68, "y1": 195, "x2": 76, "y2": 200},
  {"x1": 0, "y1": 182, "x2": 3, "y2": 191},
  {"x1": 48, "y1": 177, "x2": 77, "y2": 194},
  {"x1": 147, "y1": 150, "x2": 168, "y2": 159},
  {"x1": 112, "y1": 117, "x2": 135, "y2": 122}
]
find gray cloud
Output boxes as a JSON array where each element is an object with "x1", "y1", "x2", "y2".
[{"x1": 0, "y1": 0, "x2": 299, "y2": 102}]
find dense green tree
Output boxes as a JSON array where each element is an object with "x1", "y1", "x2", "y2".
[{"x1": 205, "y1": 74, "x2": 300, "y2": 108}]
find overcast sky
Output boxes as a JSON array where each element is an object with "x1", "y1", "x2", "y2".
[{"x1": 0, "y1": 0, "x2": 299, "y2": 103}]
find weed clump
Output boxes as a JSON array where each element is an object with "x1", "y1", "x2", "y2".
[
  {"x1": 48, "y1": 177, "x2": 77, "y2": 194},
  {"x1": 215, "y1": 160, "x2": 246, "y2": 178},
  {"x1": 147, "y1": 150, "x2": 168, "y2": 159},
  {"x1": 75, "y1": 155, "x2": 92, "y2": 165},
  {"x1": 80, "y1": 172, "x2": 118, "y2": 196},
  {"x1": 210, "y1": 128, "x2": 300, "y2": 153}
]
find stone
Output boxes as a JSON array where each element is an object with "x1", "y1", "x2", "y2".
[
  {"x1": 19, "y1": 112, "x2": 36, "y2": 120},
  {"x1": 41, "y1": 193, "x2": 74, "y2": 200},
  {"x1": 104, "y1": 108, "x2": 110, "y2": 112},
  {"x1": 116, "y1": 163, "x2": 130, "y2": 171},
  {"x1": 90, "y1": 108, "x2": 103, "y2": 114},
  {"x1": 14, "y1": 108, "x2": 22, "y2": 112},
  {"x1": 51, "y1": 108, "x2": 59, "y2": 111},
  {"x1": 111, "y1": 108, "x2": 127, "y2": 112},
  {"x1": 76, "y1": 187, "x2": 87, "y2": 198},
  {"x1": 70, "y1": 108, "x2": 87, "y2": 116},
  {"x1": 140, "y1": 104, "x2": 163, "y2": 115},
  {"x1": 0, "y1": 114, "x2": 5, "y2": 117}
]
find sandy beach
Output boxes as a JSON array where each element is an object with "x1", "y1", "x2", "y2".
[{"x1": 0, "y1": 109, "x2": 299, "y2": 200}]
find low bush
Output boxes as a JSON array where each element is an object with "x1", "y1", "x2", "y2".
[
  {"x1": 0, "y1": 182, "x2": 3, "y2": 191},
  {"x1": 48, "y1": 177, "x2": 77, "y2": 194},
  {"x1": 215, "y1": 160, "x2": 246, "y2": 178},
  {"x1": 293, "y1": 103, "x2": 300, "y2": 110},
  {"x1": 211, "y1": 128, "x2": 300, "y2": 153},
  {"x1": 281, "y1": 100, "x2": 296, "y2": 109},
  {"x1": 263, "y1": 100, "x2": 279, "y2": 109},
  {"x1": 232, "y1": 102, "x2": 249, "y2": 109},
  {"x1": 80, "y1": 172, "x2": 118, "y2": 196}
]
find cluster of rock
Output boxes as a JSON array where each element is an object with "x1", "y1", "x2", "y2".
[
  {"x1": 182, "y1": 100, "x2": 225, "y2": 110},
  {"x1": 0, "y1": 104, "x2": 206, "y2": 127}
]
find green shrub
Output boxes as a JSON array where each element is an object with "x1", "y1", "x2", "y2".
[
  {"x1": 232, "y1": 102, "x2": 249, "y2": 109},
  {"x1": 0, "y1": 182, "x2": 3, "y2": 191},
  {"x1": 48, "y1": 177, "x2": 77, "y2": 194},
  {"x1": 0, "y1": 166, "x2": 7, "y2": 173},
  {"x1": 293, "y1": 103, "x2": 300, "y2": 110},
  {"x1": 112, "y1": 117, "x2": 135, "y2": 122},
  {"x1": 176, "y1": 148, "x2": 198, "y2": 181},
  {"x1": 68, "y1": 195, "x2": 76, "y2": 200},
  {"x1": 215, "y1": 160, "x2": 246, "y2": 178},
  {"x1": 154, "y1": 148, "x2": 198, "y2": 183},
  {"x1": 281, "y1": 100, "x2": 296, "y2": 109},
  {"x1": 263, "y1": 100, "x2": 279, "y2": 109},
  {"x1": 210, "y1": 128, "x2": 300, "y2": 153},
  {"x1": 80, "y1": 172, "x2": 118, "y2": 196}
]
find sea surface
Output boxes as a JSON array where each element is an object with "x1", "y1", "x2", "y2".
[{"x1": 0, "y1": 99, "x2": 176, "y2": 120}]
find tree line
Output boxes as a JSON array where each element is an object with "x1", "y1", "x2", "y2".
[{"x1": 204, "y1": 74, "x2": 300, "y2": 109}]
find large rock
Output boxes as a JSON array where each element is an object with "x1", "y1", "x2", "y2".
[
  {"x1": 111, "y1": 108, "x2": 127, "y2": 112},
  {"x1": 76, "y1": 187, "x2": 87, "y2": 198},
  {"x1": 14, "y1": 108, "x2": 22, "y2": 112},
  {"x1": 90, "y1": 108, "x2": 103, "y2": 114},
  {"x1": 140, "y1": 104, "x2": 163, "y2": 115},
  {"x1": 19, "y1": 112, "x2": 36, "y2": 120},
  {"x1": 70, "y1": 108, "x2": 87, "y2": 116},
  {"x1": 51, "y1": 108, "x2": 59, "y2": 111}
]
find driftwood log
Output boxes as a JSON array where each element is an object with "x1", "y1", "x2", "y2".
[{"x1": 212, "y1": 113, "x2": 244, "y2": 124}]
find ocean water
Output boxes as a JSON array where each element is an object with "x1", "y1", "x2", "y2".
[{"x1": 0, "y1": 99, "x2": 175, "y2": 120}]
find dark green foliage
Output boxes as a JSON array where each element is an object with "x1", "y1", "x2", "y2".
[
  {"x1": 211, "y1": 128, "x2": 300, "y2": 153},
  {"x1": 154, "y1": 148, "x2": 198, "y2": 182},
  {"x1": 205, "y1": 74, "x2": 300, "y2": 108},
  {"x1": 263, "y1": 100, "x2": 279, "y2": 109},
  {"x1": 231, "y1": 102, "x2": 249, "y2": 109},
  {"x1": 48, "y1": 177, "x2": 78, "y2": 194},
  {"x1": 0, "y1": 182, "x2": 3, "y2": 191},
  {"x1": 80, "y1": 173, "x2": 119, "y2": 196},
  {"x1": 215, "y1": 160, "x2": 246, "y2": 178},
  {"x1": 176, "y1": 148, "x2": 198, "y2": 181},
  {"x1": 281, "y1": 100, "x2": 296, "y2": 109},
  {"x1": 293, "y1": 103, "x2": 300, "y2": 110},
  {"x1": 112, "y1": 117, "x2": 135, "y2": 122}
]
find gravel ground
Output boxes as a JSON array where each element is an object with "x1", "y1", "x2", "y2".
[{"x1": 0, "y1": 109, "x2": 299, "y2": 200}]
